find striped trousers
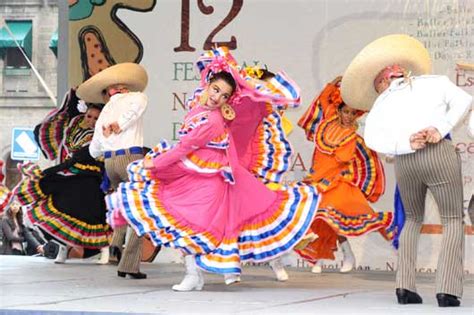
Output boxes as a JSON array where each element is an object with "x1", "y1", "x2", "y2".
[
  {"x1": 468, "y1": 195, "x2": 474, "y2": 227},
  {"x1": 395, "y1": 140, "x2": 464, "y2": 297},
  {"x1": 106, "y1": 151, "x2": 144, "y2": 273}
]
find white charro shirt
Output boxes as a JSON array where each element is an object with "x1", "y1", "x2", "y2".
[
  {"x1": 364, "y1": 75, "x2": 472, "y2": 155},
  {"x1": 89, "y1": 92, "x2": 147, "y2": 158}
]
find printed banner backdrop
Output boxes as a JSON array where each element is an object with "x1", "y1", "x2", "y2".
[
  {"x1": 74, "y1": 0, "x2": 473, "y2": 273},
  {"x1": 68, "y1": 0, "x2": 156, "y2": 86}
]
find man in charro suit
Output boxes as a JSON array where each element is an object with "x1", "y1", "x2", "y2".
[
  {"x1": 77, "y1": 63, "x2": 149, "y2": 279},
  {"x1": 341, "y1": 34, "x2": 471, "y2": 307}
]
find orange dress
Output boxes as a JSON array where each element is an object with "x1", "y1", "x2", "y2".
[{"x1": 296, "y1": 83, "x2": 393, "y2": 263}]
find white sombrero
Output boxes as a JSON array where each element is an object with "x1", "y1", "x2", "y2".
[
  {"x1": 341, "y1": 34, "x2": 432, "y2": 111},
  {"x1": 77, "y1": 63, "x2": 148, "y2": 104}
]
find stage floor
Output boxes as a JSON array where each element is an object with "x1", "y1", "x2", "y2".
[{"x1": 0, "y1": 256, "x2": 472, "y2": 314}]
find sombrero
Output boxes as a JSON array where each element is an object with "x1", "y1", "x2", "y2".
[
  {"x1": 77, "y1": 63, "x2": 148, "y2": 104},
  {"x1": 341, "y1": 34, "x2": 432, "y2": 111},
  {"x1": 456, "y1": 61, "x2": 474, "y2": 71}
]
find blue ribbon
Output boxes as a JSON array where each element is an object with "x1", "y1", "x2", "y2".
[
  {"x1": 392, "y1": 133, "x2": 451, "y2": 249},
  {"x1": 100, "y1": 169, "x2": 111, "y2": 193},
  {"x1": 392, "y1": 185, "x2": 405, "y2": 249}
]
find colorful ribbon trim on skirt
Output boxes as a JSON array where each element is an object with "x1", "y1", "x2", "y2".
[
  {"x1": 0, "y1": 186, "x2": 12, "y2": 214},
  {"x1": 314, "y1": 207, "x2": 394, "y2": 238},
  {"x1": 28, "y1": 197, "x2": 111, "y2": 248},
  {"x1": 250, "y1": 111, "x2": 293, "y2": 184},
  {"x1": 14, "y1": 165, "x2": 111, "y2": 249},
  {"x1": 196, "y1": 183, "x2": 319, "y2": 274},
  {"x1": 107, "y1": 181, "x2": 319, "y2": 274},
  {"x1": 349, "y1": 137, "x2": 385, "y2": 202}
]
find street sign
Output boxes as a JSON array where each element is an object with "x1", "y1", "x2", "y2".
[{"x1": 11, "y1": 127, "x2": 40, "y2": 161}]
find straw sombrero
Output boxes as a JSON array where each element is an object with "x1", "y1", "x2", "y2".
[
  {"x1": 77, "y1": 63, "x2": 148, "y2": 104},
  {"x1": 456, "y1": 61, "x2": 474, "y2": 71},
  {"x1": 341, "y1": 34, "x2": 432, "y2": 111}
]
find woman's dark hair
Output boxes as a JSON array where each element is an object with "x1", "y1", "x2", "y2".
[
  {"x1": 337, "y1": 102, "x2": 347, "y2": 111},
  {"x1": 87, "y1": 103, "x2": 104, "y2": 111},
  {"x1": 209, "y1": 71, "x2": 237, "y2": 94},
  {"x1": 6, "y1": 204, "x2": 24, "y2": 227},
  {"x1": 259, "y1": 69, "x2": 276, "y2": 81}
]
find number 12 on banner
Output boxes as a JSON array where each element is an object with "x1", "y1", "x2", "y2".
[{"x1": 174, "y1": 0, "x2": 243, "y2": 52}]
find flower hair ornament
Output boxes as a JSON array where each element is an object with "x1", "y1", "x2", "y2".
[
  {"x1": 77, "y1": 100, "x2": 88, "y2": 113},
  {"x1": 329, "y1": 85, "x2": 343, "y2": 107},
  {"x1": 207, "y1": 56, "x2": 231, "y2": 75},
  {"x1": 196, "y1": 46, "x2": 239, "y2": 86},
  {"x1": 220, "y1": 103, "x2": 236, "y2": 120},
  {"x1": 243, "y1": 65, "x2": 265, "y2": 79}
]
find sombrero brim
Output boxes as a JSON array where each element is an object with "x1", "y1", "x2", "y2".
[
  {"x1": 341, "y1": 34, "x2": 432, "y2": 111},
  {"x1": 456, "y1": 62, "x2": 474, "y2": 71},
  {"x1": 77, "y1": 63, "x2": 148, "y2": 104}
]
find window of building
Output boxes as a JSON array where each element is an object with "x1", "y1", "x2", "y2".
[
  {"x1": 4, "y1": 48, "x2": 29, "y2": 68},
  {"x1": 0, "y1": 20, "x2": 32, "y2": 70}
]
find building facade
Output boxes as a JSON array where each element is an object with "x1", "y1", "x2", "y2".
[{"x1": 0, "y1": 0, "x2": 58, "y2": 188}]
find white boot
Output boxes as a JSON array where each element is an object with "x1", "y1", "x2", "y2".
[
  {"x1": 311, "y1": 260, "x2": 322, "y2": 274},
  {"x1": 224, "y1": 274, "x2": 241, "y2": 285},
  {"x1": 96, "y1": 246, "x2": 110, "y2": 265},
  {"x1": 339, "y1": 241, "x2": 355, "y2": 273},
  {"x1": 172, "y1": 255, "x2": 204, "y2": 291},
  {"x1": 54, "y1": 245, "x2": 68, "y2": 264},
  {"x1": 269, "y1": 258, "x2": 289, "y2": 282}
]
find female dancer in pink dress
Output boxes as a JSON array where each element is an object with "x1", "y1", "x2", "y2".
[{"x1": 107, "y1": 48, "x2": 320, "y2": 291}]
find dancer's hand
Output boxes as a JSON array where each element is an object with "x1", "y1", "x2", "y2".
[
  {"x1": 143, "y1": 158, "x2": 154, "y2": 169},
  {"x1": 409, "y1": 130, "x2": 427, "y2": 150},
  {"x1": 37, "y1": 245, "x2": 44, "y2": 255},
  {"x1": 109, "y1": 122, "x2": 122, "y2": 134},
  {"x1": 421, "y1": 126, "x2": 442, "y2": 143},
  {"x1": 102, "y1": 125, "x2": 112, "y2": 138}
]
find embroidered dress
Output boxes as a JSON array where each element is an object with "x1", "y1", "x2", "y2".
[
  {"x1": 296, "y1": 83, "x2": 394, "y2": 263},
  {"x1": 14, "y1": 147, "x2": 111, "y2": 249},
  {"x1": 107, "y1": 48, "x2": 319, "y2": 274},
  {"x1": 34, "y1": 89, "x2": 94, "y2": 163},
  {"x1": 60, "y1": 115, "x2": 94, "y2": 162},
  {"x1": 0, "y1": 185, "x2": 11, "y2": 215}
]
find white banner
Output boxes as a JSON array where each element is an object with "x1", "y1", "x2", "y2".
[{"x1": 118, "y1": 0, "x2": 473, "y2": 273}]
